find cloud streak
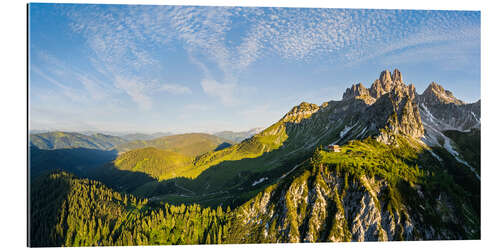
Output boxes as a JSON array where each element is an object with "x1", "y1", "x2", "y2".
[
  {"x1": 200, "y1": 79, "x2": 236, "y2": 105},
  {"x1": 159, "y1": 83, "x2": 192, "y2": 95}
]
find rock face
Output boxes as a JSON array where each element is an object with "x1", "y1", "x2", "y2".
[
  {"x1": 368, "y1": 81, "x2": 423, "y2": 144},
  {"x1": 227, "y1": 162, "x2": 475, "y2": 243},
  {"x1": 337, "y1": 69, "x2": 425, "y2": 144}
]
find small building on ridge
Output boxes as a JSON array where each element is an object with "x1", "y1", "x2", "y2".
[{"x1": 325, "y1": 144, "x2": 341, "y2": 152}]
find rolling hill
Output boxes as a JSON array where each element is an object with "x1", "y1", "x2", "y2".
[
  {"x1": 112, "y1": 147, "x2": 193, "y2": 180},
  {"x1": 119, "y1": 132, "x2": 173, "y2": 141},
  {"x1": 113, "y1": 133, "x2": 233, "y2": 156}
]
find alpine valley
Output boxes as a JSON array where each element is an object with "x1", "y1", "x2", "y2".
[{"x1": 29, "y1": 69, "x2": 480, "y2": 246}]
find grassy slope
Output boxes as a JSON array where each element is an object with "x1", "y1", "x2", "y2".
[
  {"x1": 113, "y1": 133, "x2": 232, "y2": 157},
  {"x1": 113, "y1": 147, "x2": 193, "y2": 180},
  {"x1": 101, "y1": 122, "x2": 291, "y2": 203},
  {"x1": 108, "y1": 126, "x2": 285, "y2": 183}
]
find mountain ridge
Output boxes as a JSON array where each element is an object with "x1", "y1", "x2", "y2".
[{"x1": 30, "y1": 131, "x2": 128, "y2": 150}]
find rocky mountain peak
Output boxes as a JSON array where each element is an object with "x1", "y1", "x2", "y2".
[
  {"x1": 342, "y1": 83, "x2": 370, "y2": 100},
  {"x1": 344, "y1": 69, "x2": 407, "y2": 101},
  {"x1": 418, "y1": 82, "x2": 464, "y2": 105},
  {"x1": 369, "y1": 69, "x2": 405, "y2": 98},
  {"x1": 392, "y1": 68, "x2": 403, "y2": 83},
  {"x1": 282, "y1": 101, "x2": 320, "y2": 123},
  {"x1": 338, "y1": 69, "x2": 424, "y2": 144},
  {"x1": 369, "y1": 79, "x2": 384, "y2": 99},
  {"x1": 379, "y1": 69, "x2": 392, "y2": 83},
  {"x1": 369, "y1": 81, "x2": 424, "y2": 144}
]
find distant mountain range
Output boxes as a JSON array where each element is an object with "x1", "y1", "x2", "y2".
[
  {"x1": 118, "y1": 132, "x2": 173, "y2": 141},
  {"x1": 213, "y1": 128, "x2": 264, "y2": 142},
  {"x1": 29, "y1": 128, "x2": 266, "y2": 145},
  {"x1": 29, "y1": 69, "x2": 480, "y2": 246},
  {"x1": 30, "y1": 131, "x2": 128, "y2": 150}
]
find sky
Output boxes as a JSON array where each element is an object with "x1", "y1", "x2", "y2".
[{"x1": 28, "y1": 3, "x2": 480, "y2": 134}]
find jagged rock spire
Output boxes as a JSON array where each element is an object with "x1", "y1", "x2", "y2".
[
  {"x1": 379, "y1": 69, "x2": 392, "y2": 83},
  {"x1": 343, "y1": 69, "x2": 408, "y2": 101},
  {"x1": 342, "y1": 83, "x2": 370, "y2": 100},
  {"x1": 392, "y1": 69, "x2": 402, "y2": 82}
]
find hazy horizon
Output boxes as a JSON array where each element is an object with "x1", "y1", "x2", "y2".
[
  {"x1": 28, "y1": 127, "x2": 264, "y2": 135},
  {"x1": 29, "y1": 4, "x2": 480, "y2": 133}
]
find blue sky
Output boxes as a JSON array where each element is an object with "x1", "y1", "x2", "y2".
[{"x1": 28, "y1": 4, "x2": 480, "y2": 133}]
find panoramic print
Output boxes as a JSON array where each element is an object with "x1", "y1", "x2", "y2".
[{"x1": 28, "y1": 3, "x2": 480, "y2": 246}]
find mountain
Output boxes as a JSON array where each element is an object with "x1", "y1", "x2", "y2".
[
  {"x1": 213, "y1": 128, "x2": 264, "y2": 143},
  {"x1": 119, "y1": 132, "x2": 173, "y2": 141},
  {"x1": 411, "y1": 81, "x2": 481, "y2": 179},
  {"x1": 418, "y1": 82, "x2": 464, "y2": 105},
  {"x1": 29, "y1": 129, "x2": 50, "y2": 134},
  {"x1": 29, "y1": 69, "x2": 480, "y2": 245},
  {"x1": 223, "y1": 69, "x2": 480, "y2": 242},
  {"x1": 417, "y1": 82, "x2": 479, "y2": 132},
  {"x1": 113, "y1": 133, "x2": 233, "y2": 156},
  {"x1": 28, "y1": 132, "x2": 126, "y2": 179},
  {"x1": 91, "y1": 69, "x2": 479, "y2": 209},
  {"x1": 84, "y1": 133, "x2": 235, "y2": 189},
  {"x1": 28, "y1": 132, "x2": 233, "y2": 191},
  {"x1": 30, "y1": 131, "x2": 128, "y2": 150}
]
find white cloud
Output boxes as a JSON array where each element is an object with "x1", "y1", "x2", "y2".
[
  {"x1": 200, "y1": 79, "x2": 236, "y2": 105},
  {"x1": 77, "y1": 75, "x2": 109, "y2": 101},
  {"x1": 114, "y1": 76, "x2": 152, "y2": 110},
  {"x1": 31, "y1": 66, "x2": 85, "y2": 103},
  {"x1": 34, "y1": 50, "x2": 115, "y2": 102},
  {"x1": 158, "y1": 83, "x2": 192, "y2": 95},
  {"x1": 184, "y1": 103, "x2": 213, "y2": 112}
]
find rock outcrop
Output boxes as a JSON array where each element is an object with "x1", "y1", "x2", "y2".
[{"x1": 282, "y1": 102, "x2": 320, "y2": 123}]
